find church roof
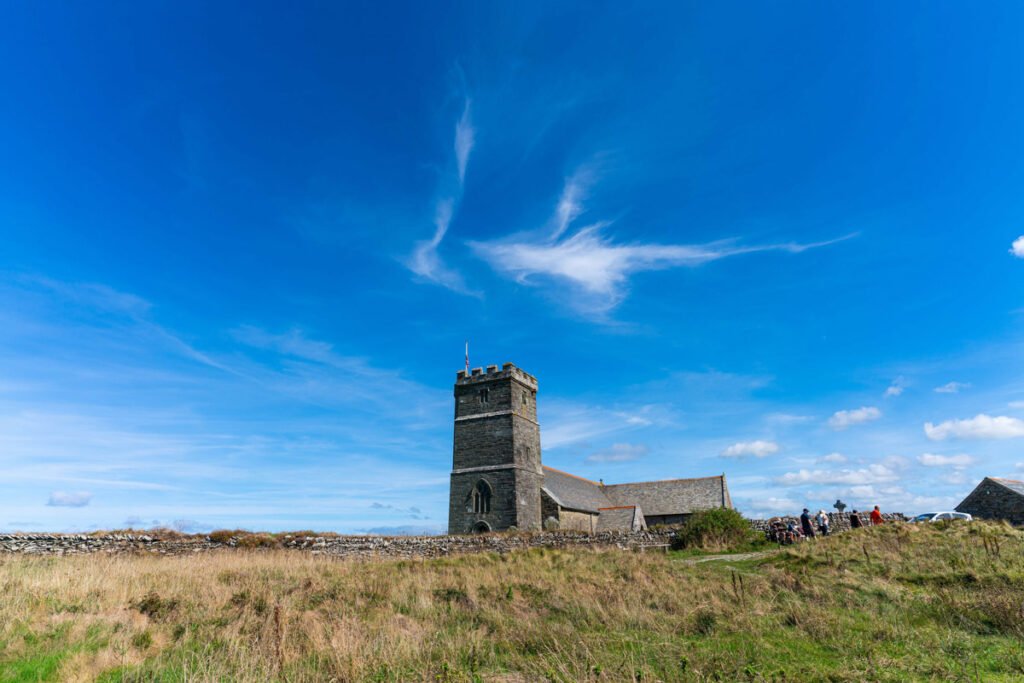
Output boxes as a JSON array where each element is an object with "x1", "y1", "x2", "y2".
[
  {"x1": 990, "y1": 477, "x2": 1024, "y2": 497},
  {"x1": 603, "y1": 475, "x2": 732, "y2": 516},
  {"x1": 542, "y1": 467, "x2": 732, "y2": 517},
  {"x1": 541, "y1": 466, "x2": 612, "y2": 513}
]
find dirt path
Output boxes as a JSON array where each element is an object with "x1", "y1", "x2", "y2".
[{"x1": 679, "y1": 550, "x2": 775, "y2": 565}]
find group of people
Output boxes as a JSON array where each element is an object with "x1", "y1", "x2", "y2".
[{"x1": 769, "y1": 506, "x2": 884, "y2": 544}]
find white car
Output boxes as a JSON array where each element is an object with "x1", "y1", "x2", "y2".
[{"x1": 911, "y1": 511, "x2": 972, "y2": 523}]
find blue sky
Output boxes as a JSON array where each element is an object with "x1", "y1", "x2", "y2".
[{"x1": 3, "y1": 2, "x2": 1024, "y2": 533}]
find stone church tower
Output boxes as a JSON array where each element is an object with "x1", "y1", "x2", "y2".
[{"x1": 448, "y1": 363, "x2": 542, "y2": 533}]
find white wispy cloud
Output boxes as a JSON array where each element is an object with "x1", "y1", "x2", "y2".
[
  {"x1": 408, "y1": 199, "x2": 475, "y2": 294},
  {"x1": 472, "y1": 225, "x2": 854, "y2": 314},
  {"x1": 47, "y1": 491, "x2": 92, "y2": 507},
  {"x1": 764, "y1": 413, "x2": 814, "y2": 425},
  {"x1": 550, "y1": 167, "x2": 594, "y2": 240},
  {"x1": 542, "y1": 401, "x2": 659, "y2": 450},
  {"x1": 934, "y1": 381, "x2": 970, "y2": 394},
  {"x1": 917, "y1": 453, "x2": 973, "y2": 467},
  {"x1": 229, "y1": 325, "x2": 449, "y2": 419},
  {"x1": 818, "y1": 452, "x2": 847, "y2": 464},
  {"x1": 1011, "y1": 235, "x2": 1024, "y2": 258},
  {"x1": 406, "y1": 100, "x2": 476, "y2": 294},
  {"x1": 25, "y1": 276, "x2": 238, "y2": 376},
  {"x1": 585, "y1": 443, "x2": 649, "y2": 463},
  {"x1": 1009, "y1": 401, "x2": 1024, "y2": 409},
  {"x1": 720, "y1": 440, "x2": 779, "y2": 458},
  {"x1": 454, "y1": 101, "x2": 474, "y2": 184},
  {"x1": 924, "y1": 414, "x2": 1024, "y2": 440},
  {"x1": 467, "y1": 168, "x2": 855, "y2": 313},
  {"x1": 774, "y1": 463, "x2": 900, "y2": 486},
  {"x1": 884, "y1": 377, "x2": 905, "y2": 397},
  {"x1": 828, "y1": 406, "x2": 881, "y2": 430}
]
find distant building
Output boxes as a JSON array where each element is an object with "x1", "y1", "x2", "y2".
[
  {"x1": 955, "y1": 477, "x2": 1024, "y2": 526},
  {"x1": 447, "y1": 363, "x2": 732, "y2": 534}
]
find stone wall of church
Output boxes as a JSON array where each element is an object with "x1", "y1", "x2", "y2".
[
  {"x1": 645, "y1": 514, "x2": 690, "y2": 527},
  {"x1": 449, "y1": 365, "x2": 542, "y2": 533},
  {"x1": 448, "y1": 468, "x2": 521, "y2": 534},
  {"x1": 557, "y1": 509, "x2": 597, "y2": 533},
  {"x1": 539, "y1": 491, "x2": 597, "y2": 532},
  {"x1": 451, "y1": 414, "x2": 515, "y2": 472},
  {"x1": 513, "y1": 467, "x2": 543, "y2": 531}
]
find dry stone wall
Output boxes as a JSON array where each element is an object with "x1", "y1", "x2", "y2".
[
  {"x1": 748, "y1": 511, "x2": 908, "y2": 535},
  {"x1": 0, "y1": 514, "x2": 909, "y2": 558},
  {"x1": 0, "y1": 530, "x2": 676, "y2": 558},
  {"x1": 0, "y1": 533, "x2": 214, "y2": 556}
]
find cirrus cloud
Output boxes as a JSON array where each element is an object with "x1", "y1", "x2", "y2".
[
  {"x1": 406, "y1": 98, "x2": 477, "y2": 295},
  {"x1": 585, "y1": 442, "x2": 649, "y2": 463},
  {"x1": 469, "y1": 165, "x2": 856, "y2": 314},
  {"x1": 924, "y1": 414, "x2": 1024, "y2": 441},
  {"x1": 473, "y1": 227, "x2": 855, "y2": 314}
]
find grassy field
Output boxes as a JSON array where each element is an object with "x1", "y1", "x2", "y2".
[{"x1": 0, "y1": 522, "x2": 1022, "y2": 682}]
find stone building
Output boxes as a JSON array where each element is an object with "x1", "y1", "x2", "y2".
[
  {"x1": 448, "y1": 363, "x2": 732, "y2": 534},
  {"x1": 955, "y1": 477, "x2": 1024, "y2": 526}
]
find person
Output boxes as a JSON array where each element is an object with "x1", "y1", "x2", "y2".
[
  {"x1": 849, "y1": 509, "x2": 863, "y2": 529},
  {"x1": 800, "y1": 508, "x2": 815, "y2": 538},
  {"x1": 870, "y1": 505, "x2": 884, "y2": 526},
  {"x1": 786, "y1": 520, "x2": 799, "y2": 543},
  {"x1": 817, "y1": 510, "x2": 830, "y2": 536}
]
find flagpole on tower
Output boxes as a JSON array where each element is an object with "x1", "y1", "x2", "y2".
[{"x1": 465, "y1": 341, "x2": 470, "y2": 373}]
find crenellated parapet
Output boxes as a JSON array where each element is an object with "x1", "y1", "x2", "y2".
[{"x1": 455, "y1": 362, "x2": 538, "y2": 390}]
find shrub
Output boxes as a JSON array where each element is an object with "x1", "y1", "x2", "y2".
[
  {"x1": 671, "y1": 508, "x2": 758, "y2": 551},
  {"x1": 208, "y1": 529, "x2": 241, "y2": 544},
  {"x1": 235, "y1": 533, "x2": 279, "y2": 549},
  {"x1": 692, "y1": 609, "x2": 717, "y2": 635},
  {"x1": 131, "y1": 630, "x2": 153, "y2": 649},
  {"x1": 132, "y1": 592, "x2": 179, "y2": 620}
]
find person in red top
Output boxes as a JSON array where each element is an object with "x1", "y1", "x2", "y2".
[{"x1": 869, "y1": 505, "x2": 884, "y2": 525}]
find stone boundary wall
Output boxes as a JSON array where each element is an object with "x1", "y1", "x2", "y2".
[
  {"x1": 748, "y1": 512, "x2": 908, "y2": 535},
  {"x1": 0, "y1": 514, "x2": 909, "y2": 558},
  {"x1": 0, "y1": 529, "x2": 677, "y2": 558}
]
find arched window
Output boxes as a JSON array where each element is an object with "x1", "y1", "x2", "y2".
[
  {"x1": 479, "y1": 388, "x2": 490, "y2": 405},
  {"x1": 472, "y1": 480, "x2": 492, "y2": 514}
]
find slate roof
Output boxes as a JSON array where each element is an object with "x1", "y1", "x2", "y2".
[
  {"x1": 541, "y1": 467, "x2": 612, "y2": 513},
  {"x1": 596, "y1": 505, "x2": 647, "y2": 532},
  {"x1": 991, "y1": 477, "x2": 1024, "y2": 497},
  {"x1": 543, "y1": 467, "x2": 732, "y2": 517},
  {"x1": 603, "y1": 475, "x2": 732, "y2": 516}
]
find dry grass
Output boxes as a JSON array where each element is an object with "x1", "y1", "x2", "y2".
[{"x1": 1, "y1": 522, "x2": 1023, "y2": 682}]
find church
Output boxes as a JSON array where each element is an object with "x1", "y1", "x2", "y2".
[{"x1": 448, "y1": 363, "x2": 733, "y2": 534}]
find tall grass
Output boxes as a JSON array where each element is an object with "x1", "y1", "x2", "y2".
[{"x1": 0, "y1": 521, "x2": 1022, "y2": 681}]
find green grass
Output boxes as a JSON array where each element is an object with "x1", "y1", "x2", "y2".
[{"x1": 0, "y1": 522, "x2": 1022, "y2": 681}]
